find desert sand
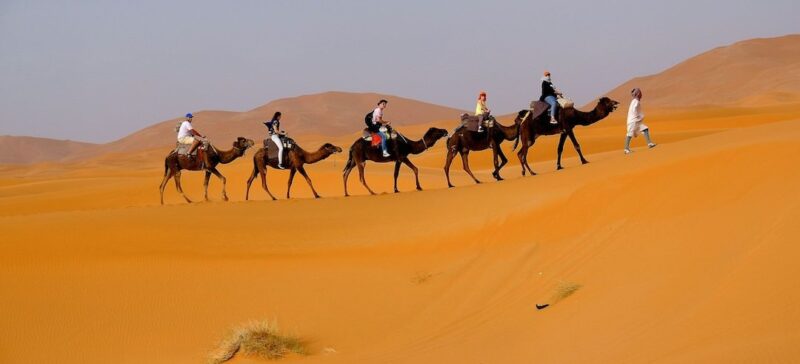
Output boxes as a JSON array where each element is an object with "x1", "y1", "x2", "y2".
[
  {"x1": 2, "y1": 35, "x2": 800, "y2": 363},
  {"x1": 2, "y1": 100, "x2": 800, "y2": 363}
]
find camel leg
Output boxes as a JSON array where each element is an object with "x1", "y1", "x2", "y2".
[
  {"x1": 208, "y1": 168, "x2": 228, "y2": 201},
  {"x1": 259, "y1": 165, "x2": 277, "y2": 201},
  {"x1": 461, "y1": 151, "x2": 481, "y2": 184},
  {"x1": 567, "y1": 130, "x2": 589, "y2": 164},
  {"x1": 245, "y1": 161, "x2": 258, "y2": 201},
  {"x1": 159, "y1": 167, "x2": 174, "y2": 205},
  {"x1": 297, "y1": 165, "x2": 321, "y2": 199},
  {"x1": 492, "y1": 144, "x2": 507, "y2": 181},
  {"x1": 402, "y1": 157, "x2": 422, "y2": 191},
  {"x1": 203, "y1": 170, "x2": 212, "y2": 201},
  {"x1": 525, "y1": 138, "x2": 537, "y2": 175},
  {"x1": 287, "y1": 168, "x2": 296, "y2": 199},
  {"x1": 173, "y1": 172, "x2": 192, "y2": 203},
  {"x1": 556, "y1": 133, "x2": 568, "y2": 170},
  {"x1": 393, "y1": 160, "x2": 401, "y2": 193},
  {"x1": 357, "y1": 161, "x2": 376, "y2": 195},
  {"x1": 343, "y1": 161, "x2": 355, "y2": 197},
  {"x1": 444, "y1": 148, "x2": 457, "y2": 188}
]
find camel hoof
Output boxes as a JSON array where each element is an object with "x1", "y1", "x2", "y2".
[
  {"x1": 416, "y1": 187, "x2": 423, "y2": 191},
  {"x1": 581, "y1": 160, "x2": 589, "y2": 165},
  {"x1": 394, "y1": 190, "x2": 400, "y2": 193},
  {"x1": 271, "y1": 197, "x2": 277, "y2": 201},
  {"x1": 314, "y1": 195, "x2": 321, "y2": 199},
  {"x1": 447, "y1": 184, "x2": 454, "y2": 188},
  {"x1": 557, "y1": 166, "x2": 564, "y2": 170}
]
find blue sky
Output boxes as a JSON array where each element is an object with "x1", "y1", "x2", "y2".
[{"x1": 1, "y1": 0, "x2": 798, "y2": 142}]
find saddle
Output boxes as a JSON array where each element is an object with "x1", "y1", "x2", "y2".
[
  {"x1": 174, "y1": 140, "x2": 208, "y2": 167},
  {"x1": 361, "y1": 127, "x2": 398, "y2": 144},
  {"x1": 264, "y1": 136, "x2": 294, "y2": 164},
  {"x1": 457, "y1": 113, "x2": 494, "y2": 133},
  {"x1": 527, "y1": 97, "x2": 574, "y2": 121}
]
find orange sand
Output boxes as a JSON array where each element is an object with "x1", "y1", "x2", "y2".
[{"x1": 2, "y1": 100, "x2": 800, "y2": 363}]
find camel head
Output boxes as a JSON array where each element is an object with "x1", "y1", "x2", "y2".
[
  {"x1": 321, "y1": 143, "x2": 343, "y2": 155},
  {"x1": 425, "y1": 127, "x2": 449, "y2": 141},
  {"x1": 597, "y1": 97, "x2": 620, "y2": 114},
  {"x1": 234, "y1": 137, "x2": 255, "y2": 152}
]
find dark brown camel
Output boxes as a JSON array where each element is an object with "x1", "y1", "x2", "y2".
[
  {"x1": 159, "y1": 137, "x2": 255, "y2": 205},
  {"x1": 443, "y1": 117, "x2": 521, "y2": 188},
  {"x1": 343, "y1": 127, "x2": 448, "y2": 196},
  {"x1": 245, "y1": 142, "x2": 342, "y2": 200},
  {"x1": 513, "y1": 97, "x2": 619, "y2": 175}
]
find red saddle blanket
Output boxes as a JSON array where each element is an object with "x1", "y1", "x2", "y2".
[{"x1": 370, "y1": 133, "x2": 382, "y2": 147}]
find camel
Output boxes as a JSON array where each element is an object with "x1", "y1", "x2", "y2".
[
  {"x1": 343, "y1": 127, "x2": 448, "y2": 196},
  {"x1": 443, "y1": 116, "x2": 521, "y2": 188},
  {"x1": 513, "y1": 97, "x2": 619, "y2": 175},
  {"x1": 245, "y1": 141, "x2": 342, "y2": 200},
  {"x1": 159, "y1": 137, "x2": 255, "y2": 205}
]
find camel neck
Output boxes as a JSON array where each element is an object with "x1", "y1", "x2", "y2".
[
  {"x1": 302, "y1": 145, "x2": 333, "y2": 164},
  {"x1": 495, "y1": 119, "x2": 519, "y2": 140},
  {"x1": 409, "y1": 134, "x2": 435, "y2": 155},
  {"x1": 216, "y1": 146, "x2": 244, "y2": 164},
  {"x1": 574, "y1": 105, "x2": 608, "y2": 126}
]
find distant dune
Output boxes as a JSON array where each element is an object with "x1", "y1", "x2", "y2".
[
  {"x1": 99, "y1": 91, "x2": 466, "y2": 154},
  {"x1": 601, "y1": 34, "x2": 800, "y2": 107},
  {"x1": 0, "y1": 135, "x2": 97, "y2": 164}
]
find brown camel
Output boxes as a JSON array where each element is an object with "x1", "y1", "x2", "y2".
[
  {"x1": 343, "y1": 127, "x2": 448, "y2": 196},
  {"x1": 159, "y1": 137, "x2": 255, "y2": 205},
  {"x1": 443, "y1": 116, "x2": 521, "y2": 188},
  {"x1": 513, "y1": 97, "x2": 619, "y2": 175},
  {"x1": 245, "y1": 141, "x2": 342, "y2": 200}
]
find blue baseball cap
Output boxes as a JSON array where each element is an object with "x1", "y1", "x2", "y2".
[{"x1": 185, "y1": 113, "x2": 194, "y2": 118}]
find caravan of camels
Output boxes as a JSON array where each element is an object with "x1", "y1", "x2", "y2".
[{"x1": 159, "y1": 90, "x2": 621, "y2": 204}]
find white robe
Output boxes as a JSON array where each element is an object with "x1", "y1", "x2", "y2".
[{"x1": 626, "y1": 98, "x2": 648, "y2": 137}]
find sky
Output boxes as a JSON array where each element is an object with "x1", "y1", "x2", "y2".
[{"x1": 0, "y1": 0, "x2": 798, "y2": 143}]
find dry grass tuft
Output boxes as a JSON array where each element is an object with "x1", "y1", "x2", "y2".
[
  {"x1": 411, "y1": 272, "x2": 434, "y2": 285},
  {"x1": 551, "y1": 281, "x2": 582, "y2": 303},
  {"x1": 208, "y1": 320, "x2": 305, "y2": 364}
]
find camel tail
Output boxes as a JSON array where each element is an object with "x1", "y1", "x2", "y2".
[
  {"x1": 512, "y1": 110, "x2": 527, "y2": 151},
  {"x1": 343, "y1": 146, "x2": 356, "y2": 173}
]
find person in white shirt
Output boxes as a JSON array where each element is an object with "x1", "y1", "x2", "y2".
[
  {"x1": 177, "y1": 113, "x2": 206, "y2": 156},
  {"x1": 625, "y1": 88, "x2": 656, "y2": 154},
  {"x1": 371, "y1": 99, "x2": 391, "y2": 157}
]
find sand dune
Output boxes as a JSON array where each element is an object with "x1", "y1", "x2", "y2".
[
  {"x1": 2, "y1": 92, "x2": 465, "y2": 164},
  {"x1": 3, "y1": 35, "x2": 800, "y2": 364},
  {"x1": 0, "y1": 135, "x2": 98, "y2": 164},
  {"x1": 601, "y1": 34, "x2": 800, "y2": 107},
  {"x1": 97, "y1": 92, "x2": 465, "y2": 156},
  {"x1": 1, "y1": 100, "x2": 799, "y2": 363}
]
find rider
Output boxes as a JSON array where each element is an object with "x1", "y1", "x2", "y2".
[
  {"x1": 264, "y1": 111, "x2": 285, "y2": 168},
  {"x1": 370, "y1": 99, "x2": 391, "y2": 157},
  {"x1": 475, "y1": 91, "x2": 490, "y2": 132},
  {"x1": 540, "y1": 71, "x2": 561, "y2": 125},
  {"x1": 177, "y1": 113, "x2": 206, "y2": 156}
]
